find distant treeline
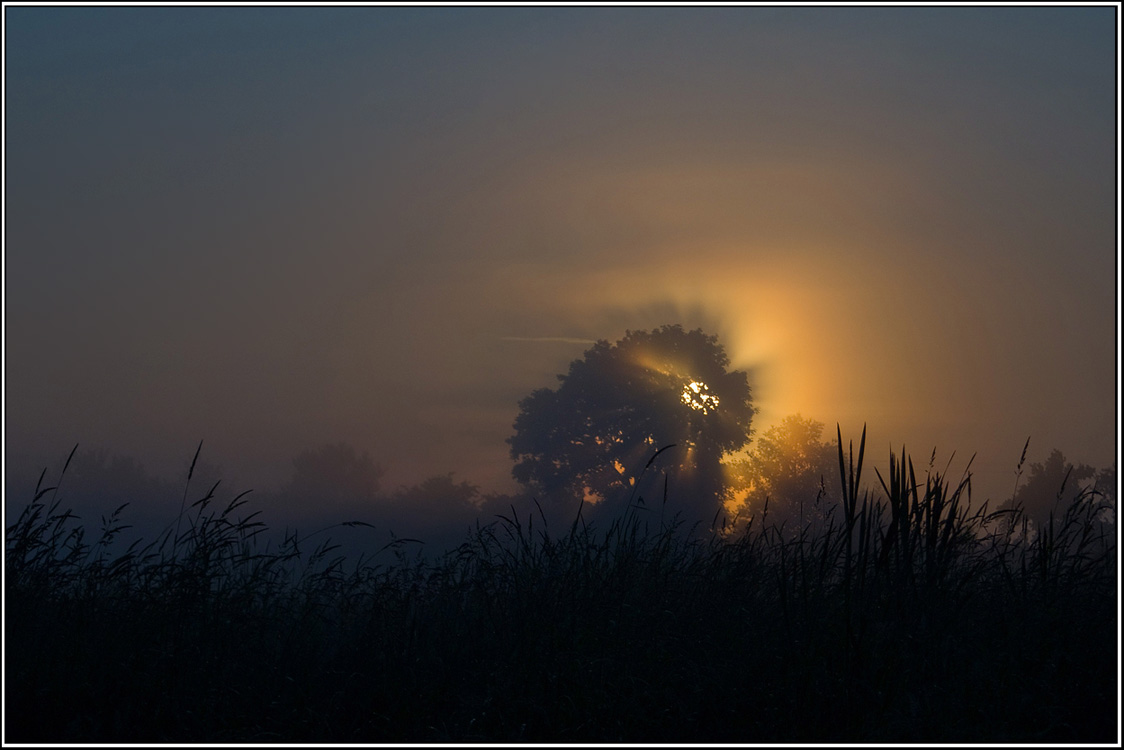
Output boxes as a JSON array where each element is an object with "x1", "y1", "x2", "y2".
[{"x1": 6, "y1": 418, "x2": 1115, "y2": 558}]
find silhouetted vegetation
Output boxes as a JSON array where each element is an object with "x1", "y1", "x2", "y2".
[
  {"x1": 508, "y1": 325, "x2": 755, "y2": 521},
  {"x1": 6, "y1": 430, "x2": 1116, "y2": 743},
  {"x1": 725, "y1": 413, "x2": 842, "y2": 535},
  {"x1": 999, "y1": 444, "x2": 1116, "y2": 529}
]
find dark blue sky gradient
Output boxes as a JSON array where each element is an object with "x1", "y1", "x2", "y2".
[{"x1": 5, "y1": 6, "x2": 1117, "y2": 508}]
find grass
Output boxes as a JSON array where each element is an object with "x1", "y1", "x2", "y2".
[{"x1": 5, "y1": 429, "x2": 1118, "y2": 743}]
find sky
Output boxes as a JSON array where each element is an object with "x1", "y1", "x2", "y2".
[{"x1": 4, "y1": 4, "x2": 1119, "y2": 524}]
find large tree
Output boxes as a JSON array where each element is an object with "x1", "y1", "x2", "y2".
[{"x1": 507, "y1": 325, "x2": 754, "y2": 516}]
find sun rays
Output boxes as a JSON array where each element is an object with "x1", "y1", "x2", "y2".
[{"x1": 681, "y1": 380, "x2": 719, "y2": 414}]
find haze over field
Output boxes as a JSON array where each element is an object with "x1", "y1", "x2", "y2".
[{"x1": 4, "y1": 6, "x2": 1118, "y2": 533}]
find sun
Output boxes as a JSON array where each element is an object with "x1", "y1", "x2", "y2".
[{"x1": 681, "y1": 380, "x2": 719, "y2": 414}]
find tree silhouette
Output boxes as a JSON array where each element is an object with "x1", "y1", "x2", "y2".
[
  {"x1": 278, "y1": 443, "x2": 385, "y2": 520},
  {"x1": 1001, "y1": 448, "x2": 1098, "y2": 528},
  {"x1": 725, "y1": 414, "x2": 840, "y2": 533},
  {"x1": 508, "y1": 325, "x2": 754, "y2": 517}
]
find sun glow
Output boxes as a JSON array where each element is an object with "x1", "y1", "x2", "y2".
[{"x1": 681, "y1": 380, "x2": 719, "y2": 414}]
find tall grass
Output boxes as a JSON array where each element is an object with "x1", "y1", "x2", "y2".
[{"x1": 5, "y1": 431, "x2": 1117, "y2": 743}]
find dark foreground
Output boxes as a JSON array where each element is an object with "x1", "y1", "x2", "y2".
[{"x1": 6, "y1": 445, "x2": 1118, "y2": 743}]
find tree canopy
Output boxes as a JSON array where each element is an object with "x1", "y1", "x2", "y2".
[
  {"x1": 507, "y1": 325, "x2": 754, "y2": 516},
  {"x1": 1000, "y1": 447, "x2": 1114, "y2": 528},
  {"x1": 725, "y1": 414, "x2": 840, "y2": 533}
]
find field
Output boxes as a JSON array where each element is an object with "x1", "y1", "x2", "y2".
[{"x1": 5, "y1": 436, "x2": 1118, "y2": 743}]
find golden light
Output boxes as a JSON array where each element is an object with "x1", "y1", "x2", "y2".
[{"x1": 681, "y1": 380, "x2": 719, "y2": 414}]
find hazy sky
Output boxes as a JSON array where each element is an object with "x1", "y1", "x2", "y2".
[{"x1": 4, "y1": 5, "x2": 1118, "y2": 508}]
